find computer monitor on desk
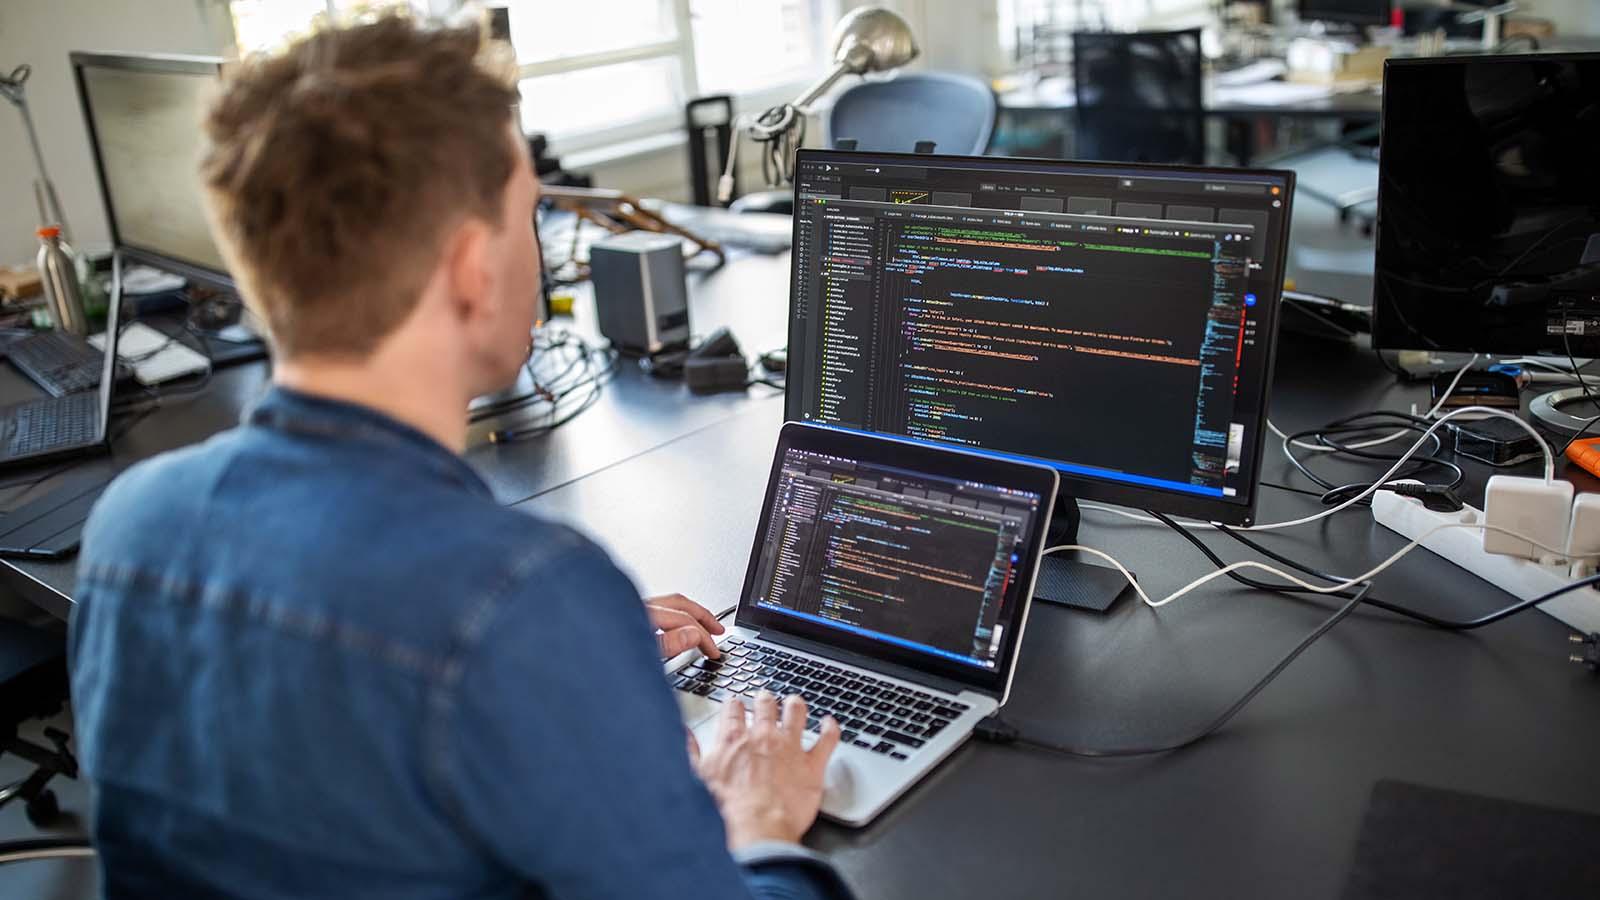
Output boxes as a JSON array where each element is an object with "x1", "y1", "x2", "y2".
[
  {"x1": 71, "y1": 52, "x2": 232, "y2": 291},
  {"x1": 784, "y1": 150, "x2": 1294, "y2": 608},
  {"x1": 1373, "y1": 53, "x2": 1600, "y2": 360}
]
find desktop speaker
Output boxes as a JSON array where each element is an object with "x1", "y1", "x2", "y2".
[{"x1": 589, "y1": 231, "x2": 691, "y2": 355}]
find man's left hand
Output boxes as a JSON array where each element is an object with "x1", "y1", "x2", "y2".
[{"x1": 646, "y1": 593, "x2": 726, "y2": 659}]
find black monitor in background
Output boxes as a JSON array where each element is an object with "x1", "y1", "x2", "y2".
[
  {"x1": 71, "y1": 52, "x2": 233, "y2": 292},
  {"x1": 1372, "y1": 54, "x2": 1600, "y2": 358},
  {"x1": 1299, "y1": 0, "x2": 1391, "y2": 27},
  {"x1": 784, "y1": 149, "x2": 1295, "y2": 588}
]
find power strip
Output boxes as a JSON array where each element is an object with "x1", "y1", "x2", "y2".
[{"x1": 1371, "y1": 490, "x2": 1600, "y2": 634}]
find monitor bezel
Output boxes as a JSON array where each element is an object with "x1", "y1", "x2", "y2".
[
  {"x1": 1371, "y1": 52, "x2": 1600, "y2": 358},
  {"x1": 735, "y1": 422, "x2": 1059, "y2": 698},
  {"x1": 70, "y1": 51, "x2": 236, "y2": 293},
  {"x1": 784, "y1": 148, "x2": 1295, "y2": 527}
]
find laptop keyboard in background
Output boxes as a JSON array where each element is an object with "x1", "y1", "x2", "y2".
[
  {"x1": 2, "y1": 392, "x2": 99, "y2": 457},
  {"x1": 672, "y1": 637, "x2": 970, "y2": 762},
  {"x1": 5, "y1": 330, "x2": 105, "y2": 397}
]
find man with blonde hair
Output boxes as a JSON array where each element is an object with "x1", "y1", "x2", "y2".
[{"x1": 69, "y1": 15, "x2": 850, "y2": 899}]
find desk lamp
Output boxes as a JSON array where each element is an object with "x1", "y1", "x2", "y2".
[
  {"x1": 1, "y1": 64, "x2": 73, "y2": 243},
  {"x1": 718, "y1": 6, "x2": 918, "y2": 198}
]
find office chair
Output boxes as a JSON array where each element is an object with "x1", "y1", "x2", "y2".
[
  {"x1": 825, "y1": 71, "x2": 996, "y2": 156},
  {"x1": 0, "y1": 618, "x2": 77, "y2": 827},
  {"x1": 1071, "y1": 29, "x2": 1205, "y2": 164},
  {"x1": 729, "y1": 72, "x2": 995, "y2": 217}
]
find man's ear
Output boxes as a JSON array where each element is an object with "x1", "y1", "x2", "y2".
[{"x1": 443, "y1": 217, "x2": 495, "y2": 325}]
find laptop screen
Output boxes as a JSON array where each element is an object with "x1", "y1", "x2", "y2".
[{"x1": 738, "y1": 425, "x2": 1055, "y2": 693}]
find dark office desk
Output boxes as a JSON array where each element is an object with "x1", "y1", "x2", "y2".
[
  {"x1": 998, "y1": 78, "x2": 1382, "y2": 163},
  {"x1": 5, "y1": 209, "x2": 1600, "y2": 897},
  {"x1": 520, "y1": 335, "x2": 1600, "y2": 900}
]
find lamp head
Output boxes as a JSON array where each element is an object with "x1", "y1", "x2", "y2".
[{"x1": 830, "y1": 7, "x2": 918, "y2": 75}]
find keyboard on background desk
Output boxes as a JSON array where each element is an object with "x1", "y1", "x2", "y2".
[
  {"x1": 0, "y1": 392, "x2": 99, "y2": 458},
  {"x1": 4, "y1": 330, "x2": 107, "y2": 397}
]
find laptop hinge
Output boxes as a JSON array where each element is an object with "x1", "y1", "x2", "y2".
[{"x1": 751, "y1": 629, "x2": 992, "y2": 700}]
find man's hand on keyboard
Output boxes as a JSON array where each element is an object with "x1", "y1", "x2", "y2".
[
  {"x1": 645, "y1": 593, "x2": 726, "y2": 659},
  {"x1": 688, "y1": 691, "x2": 841, "y2": 849}
]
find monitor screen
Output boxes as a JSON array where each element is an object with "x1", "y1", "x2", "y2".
[
  {"x1": 784, "y1": 150, "x2": 1293, "y2": 525},
  {"x1": 73, "y1": 54, "x2": 231, "y2": 285},
  {"x1": 1298, "y1": 0, "x2": 1390, "y2": 26},
  {"x1": 745, "y1": 445, "x2": 1044, "y2": 673},
  {"x1": 1373, "y1": 54, "x2": 1600, "y2": 358}
]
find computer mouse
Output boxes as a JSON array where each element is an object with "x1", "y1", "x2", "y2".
[{"x1": 822, "y1": 755, "x2": 854, "y2": 806}]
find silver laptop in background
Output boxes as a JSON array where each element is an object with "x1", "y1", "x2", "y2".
[{"x1": 670, "y1": 422, "x2": 1058, "y2": 826}]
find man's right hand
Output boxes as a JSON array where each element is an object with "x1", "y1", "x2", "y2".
[{"x1": 688, "y1": 691, "x2": 841, "y2": 849}]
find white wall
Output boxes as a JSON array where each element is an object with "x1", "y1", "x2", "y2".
[{"x1": 0, "y1": 0, "x2": 230, "y2": 267}]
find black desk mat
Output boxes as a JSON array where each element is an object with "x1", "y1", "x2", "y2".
[{"x1": 1343, "y1": 779, "x2": 1600, "y2": 899}]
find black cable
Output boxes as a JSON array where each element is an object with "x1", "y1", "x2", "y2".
[
  {"x1": 1281, "y1": 411, "x2": 1464, "y2": 505},
  {"x1": 1200, "y1": 514, "x2": 1598, "y2": 632},
  {"x1": 982, "y1": 572, "x2": 1600, "y2": 759},
  {"x1": 1260, "y1": 481, "x2": 1325, "y2": 500},
  {"x1": 1373, "y1": 346, "x2": 1402, "y2": 377},
  {"x1": 1146, "y1": 510, "x2": 1381, "y2": 607},
  {"x1": 1557, "y1": 309, "x2": 1599, "y2": 456},
  {"x1": 480, "y1": 329, "x2": 618, "y2": 443},
  {"x1": 976, "y1": 583, "x2": 1372, "y2": 758}
]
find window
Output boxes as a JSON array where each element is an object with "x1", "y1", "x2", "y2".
[
  {"x1": 494, "y1": 0, "x2": 835, "y2": 151},
  {"x1": 228, "y1": 1, "x2": 428, "y2": 55},
  {"x1": 229, "y1": 1, "x2": 835, "y2": 153},
  {"x1": 505, "y1": 0, "x2": 838, "y2": 150}
]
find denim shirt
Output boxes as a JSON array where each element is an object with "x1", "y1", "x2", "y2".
[{"x1": 69, "y1": 386, "x2": 852, "y2": 900}]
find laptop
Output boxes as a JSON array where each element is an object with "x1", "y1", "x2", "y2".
[
  {"x1": 670, "y1": 422, "x2": 1058, "y2": 826},
  {"x1": 0, "y1": 292, "x2": 122, "y2": 469}
]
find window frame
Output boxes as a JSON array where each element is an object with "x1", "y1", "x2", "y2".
[
  {"x1": 513, "y1": 0, "x2": 835, "y2": 155},
  {"x1": 225, "y1": 0, "x2": 836, "y2": 156}
]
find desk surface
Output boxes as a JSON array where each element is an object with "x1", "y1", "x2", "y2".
[
  {"x1": 519, "y1": 339, "x2": 1600, "y2": 900},
  {"x1": 6, "y1": 197, "x2": 1600, "y2": 898},
  {"x1": 1000, "y1": 77, "x2": 1384, "y2": 119}
]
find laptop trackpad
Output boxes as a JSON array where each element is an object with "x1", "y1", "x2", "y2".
[{"x1": 675, "y1": 690, "x2": 723, "y2": 730}]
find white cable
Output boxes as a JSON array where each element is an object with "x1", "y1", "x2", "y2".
[
  {"x1": 1247, "y1": 405, "x2": 1553, "y2": 532},
  {"x1": 1044, "y1": 519, "x2": 1575, "y2": 611},
  {"x1": 1268, "y1": 353, "x2": 1479, "y2": 454},
  {"x1": 1082, "y1": 405, "x2": 1554, "y2": 533}
]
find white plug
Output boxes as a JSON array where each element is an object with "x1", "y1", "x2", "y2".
[
  {"x1": 1566, "y1": 492, "x2": 1600, "y2": 562},
  {"x1": 1482, "y1": 475, "x2": 1573, "y2": 562}
]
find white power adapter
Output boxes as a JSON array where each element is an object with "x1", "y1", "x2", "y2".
[
  {"x1": 1567, "y1": 492, "x2": 1600, "y2": 563},
  {"x1": 1482, "y1": 475, "x2": 1573, "y2": 562}
]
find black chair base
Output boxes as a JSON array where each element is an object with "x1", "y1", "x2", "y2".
[{"x1": 1, "y1": 726, "x2": 76, "y2": 827}]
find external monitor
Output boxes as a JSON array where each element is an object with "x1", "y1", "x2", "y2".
[
  {"x1": 1373, "y1": 53, "x2": 1600, "y2": 358},
  {"x1": 784, "y1": 149, "x2": 1295, "y2": 530},
  {"x1": 1298, "y1": 0, "x2": 1391, "y2": 27},
  {"x1": 71, "y1": 52, "x2": 233, "y2": 290}
]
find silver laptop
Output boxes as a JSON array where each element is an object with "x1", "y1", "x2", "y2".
[{"x1": 671, "y1": 422, "x2": 1058, "y2": 826}]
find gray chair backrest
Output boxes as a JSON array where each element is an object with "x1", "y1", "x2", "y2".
[{"x1": 826, "y1": 71, "x2": 996, "y2": 156}]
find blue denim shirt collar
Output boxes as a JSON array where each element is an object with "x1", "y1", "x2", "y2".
[{"x1": 246, "y1": 384, "x2": 491, "y2": 499}]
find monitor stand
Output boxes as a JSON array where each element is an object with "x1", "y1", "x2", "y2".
[{"x1": 1031, "y1": 494, "x2": 1136, "y2": 613}]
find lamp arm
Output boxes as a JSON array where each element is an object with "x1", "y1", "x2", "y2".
[{"x1": 790, "y1": 61, "x2": 854, "y2": 112}]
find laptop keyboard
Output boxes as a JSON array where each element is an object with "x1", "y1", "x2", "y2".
[
  {"x1": 2, "y1": 392, "x2": 99, "y2": 457},
  {"x1": 672, "y1": 637, "x2": 970, "y2": 762},
  {"x1": 5, "y1": 330, "x2": 104, "y2": 397}
]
